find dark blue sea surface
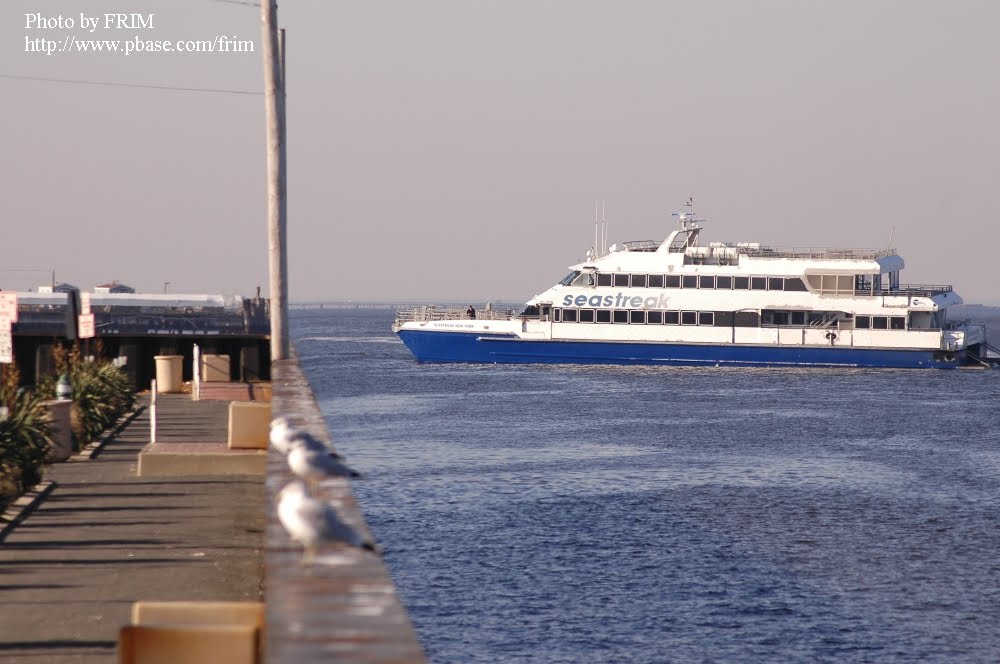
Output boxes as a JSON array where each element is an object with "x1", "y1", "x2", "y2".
[{"x1": 292, "y1": 308, "x2": 1000, "y2": 663}]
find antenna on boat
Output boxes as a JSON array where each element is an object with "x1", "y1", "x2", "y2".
[
  {"x1": 601, "y1": 200, "x2": 607, "y2": 256},
  {"x1": 594, "y1": 198, "x2": 608, "y2": 257},
  {"x1": 671, "y1": 197, "x2": 700, "y2": 226},
  {"x1": 885, "y1": 225, "x2": 896, "y2": 252},
  {"x1": 669, "y1": 197, "x2": 706, "y2": 248},
  {"x1": 594, "y1": 199, "x2": 599, "y2": 258}
]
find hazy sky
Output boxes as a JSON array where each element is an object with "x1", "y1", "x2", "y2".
[{"x1": 4, "y1": 1, "x2": 999, "y2": 303}]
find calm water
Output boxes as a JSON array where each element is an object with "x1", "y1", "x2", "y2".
[{"x1": 292, "y1": 309, "x2": 1000, "y2": 663}]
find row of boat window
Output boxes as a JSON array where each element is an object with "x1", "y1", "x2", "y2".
[
  {"x1": 553, "y1": 309, "x2": 909, "y2": 330},
  {"x1": 556, "y1": 308, "x2": 720, "y2": 325},
  {"x1": 567, "y1": 272, "x2": 809, "y2": 291},
  {"x1": 856, "y1": 315, "x2": 907, "y2": 330}
]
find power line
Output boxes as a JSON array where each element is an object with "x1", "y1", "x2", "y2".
[
  {"x1": 209, "y1": 0, "x2": 260, "y2": 6},
  {"x1": 0, "y1": 72, "x2": 261, "y2": 95}
]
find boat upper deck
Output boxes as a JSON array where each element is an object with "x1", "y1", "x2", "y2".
[
  {"x1": 614, "y1": 240, "x2": 898, "y2": 261},
  {"x1": 730, "y1": 246, "x2": 897, "y2": 260}
]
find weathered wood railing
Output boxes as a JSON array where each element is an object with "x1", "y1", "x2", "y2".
[{"x1": 266, "y1": 355, "x2": 427, "y2": 663}]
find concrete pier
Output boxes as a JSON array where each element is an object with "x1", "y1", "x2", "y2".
[
  {"x1": 0, "y1": 400, "x2": 263, "y2": 663},
  {"x1": 0, "y1": 358, "x2": 426, "y2": 662}
]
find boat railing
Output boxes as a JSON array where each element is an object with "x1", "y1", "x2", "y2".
[
  {"x1": 394, "y1": 306, "x2": 515, "y2": 326},
  {"x1": 620, "y1": 240, "x2": 660, "y2": 252},
  {"x1": 668, "y1": 245, "x2": 898, "y2": 259},
  {"x1": 740, "y1": 247, "x2": 898, "y2": 259},
  {"x1": 855, "y1": 284, "x2": 953, "y2": 298}
]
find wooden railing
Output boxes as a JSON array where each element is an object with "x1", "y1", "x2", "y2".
[{"x1": 266, "y1": 354, "x2": 427, "y2": 663}]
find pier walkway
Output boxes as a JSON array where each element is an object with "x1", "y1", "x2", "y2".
[{"x1": 0, "y1": 396, "x2": 264, "y2": 664}]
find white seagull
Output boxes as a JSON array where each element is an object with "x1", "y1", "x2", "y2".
[
  {"x1": 270, "y1": 416, "x2": 353, "y2": 463},
  {"x1": 287, "y1": 437, "x2": 361, "y2": 490},
  {"x1": 277, "y1": 481, "x2": 376, "y2": 563}
]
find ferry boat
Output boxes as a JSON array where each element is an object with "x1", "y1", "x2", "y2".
[{"x1": 393, "y1": 203, "x2": 990, "y2": 368}]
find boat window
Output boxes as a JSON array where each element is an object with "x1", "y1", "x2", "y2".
[
  {"x1": 784, "y1": 278, "x2": 807, "y2": 291},
  {"x1": 856, "y1": 315, "x2": 870, "y2": 329},
  {"x1": 772, "y1": 311, "x2": 789, "y2": 326},
  {"x1": 665, "y1": 311, "x2": 680, "y2": 325},
  {"x1": 699, "y1": 276, "x2": 716, "y2": 289},
  {"x1": 681, "y1": 311, "x2": 697, "y2": 325},
  {"x1": 734, "y1": 311, "x2": 759, "y2": 327},
  {"x1": 631, "y1": 274, "x2": 647, "y2": 288},
  {"x1": 761, "y1": 310, "x2": 774, "y2": 325},
  {"x1": 872, "y1": 316, "x2": 888, "y2": 330},
  {"x1": 572, "y1": 272, "x2": 595, "y2": 287},
  {"x1": 790, "y1": 311, "x2": 806, "y2": 326},
  {"x1": 699, "y1": 312, "x2": 715, "y2": 326},
  {"x1": 613, "y1": 310, "x2": 628, "y2": 324},
  {"x1": 808, "y1": 274, "x2": 856, "y2": 295},
  {"x1": 665, "y1": 275, "x2": 681, "y2": 288},
  {"x1": 647, "y1": 311, "x2": 663, "y2": 324},
  {"x1": 716, "y1": 276, "x2": 732, "y2": 289},
  {"x1": 890, "y1": 316, "x2": 905, "y2": 330},
  {"x1": 614, "y1": 274, "x2": 629, "y2": 287},
  {"x1": 559, "y1": 271, "x2": 580, "y2": 286},
  {"x1": 518, "y1": 305, "x2": 540, "y2": 317},
  {"x1": 597, "y1": 273, "x2": 613, "y2": 287},
  {"x1": 630, "y1": 310, "x2": 645, "y2": 324},
  {"x1": 554, "y1": 309, "x2": 562, "y2": 322},
  {"x1": 734, "y1": 276, "x2": 750, "y2": 290},
  {"x1": 562, "y1": 309, "x2": 578, "y2": 322},
  {"x1": 596, "y1": 309, "x2": 612, "y2": 323},
  {"x1": 579, "y1": 309, "x2": 595, "y2": 323},
  {"x1": 682, "y1": 275, "x2": 697, "y2": 289},
  {"x1": 648, "y1": 274, "x2": 664, "y2": 288},
  {"x1": 751, "y1": 277, "x2": 767, "y2": 290},
  {"x1": 768, "y1": 277, "x2": 784, "y2": 291}
]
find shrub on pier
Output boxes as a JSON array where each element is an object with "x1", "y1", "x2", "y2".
[
  {"x1": 38, "y1": 345, "x2": 137, "y2": 447},
  {"x1": 0, "y1": 365, "x2": 52, "y2": 511}
]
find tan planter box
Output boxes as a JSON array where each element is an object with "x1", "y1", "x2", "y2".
[
  {"x1": 137, "y1": 442, "x2": 267, "y2": 476},
  {"x1": 131, "y1": 601, "x2": 264, "y2": 628},
  {"x1": 118, "y1": 624, "x2": 259, "y2": 664},
  {"x1": 227, "y1": 402, "x2": 271, "y2": 449},
  {"x1": 201, "y1": 354, "x2": 231, "y2": 382},
  {"x1": 154, "y1": 355, "x2": 184, "y2": 394}
]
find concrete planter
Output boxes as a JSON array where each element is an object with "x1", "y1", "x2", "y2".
[
  {"x1": 201, "y1": 354, "x2": 231, "y2": 382},
  {"x1": 43, "y1": 399, "x2": 73, "y2": 462},
  {"x1": 154, "y1": 355, "x2": 184, "y2": 393}
]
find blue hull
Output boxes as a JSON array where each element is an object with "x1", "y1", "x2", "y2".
[{"x1": 397, "y1": 330, "x2": 961, "y2": 369}]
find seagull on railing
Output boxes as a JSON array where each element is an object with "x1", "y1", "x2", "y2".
[
  {"x1": 287, "y1": 437, "x2": 361, "y2": 489},
  {"x1": 277, "y1": 481, "x2": 377, "y2": 563},
  {"x1": 269, "y1": 416, "x2": 350, "y2": 461}
]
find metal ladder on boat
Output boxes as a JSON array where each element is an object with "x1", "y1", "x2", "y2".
[
  {"x1": 965, "y1": 342, "x2": 1000, "y2": 368},
  {"x1": 807, "y1": 313, "x2": 840, "y2": 329}
]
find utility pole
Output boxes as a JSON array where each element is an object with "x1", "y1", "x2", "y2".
[
  {"x1": 262, "y1": 0, "x2": 289, "y2": 360},
  {"x1": 277, "y1": 28, "x2": 289, "y2": 357}
]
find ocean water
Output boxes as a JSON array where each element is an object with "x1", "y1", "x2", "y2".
[{"x1": 292, "y1": 308, "x2": 1000, "y2": 663}]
